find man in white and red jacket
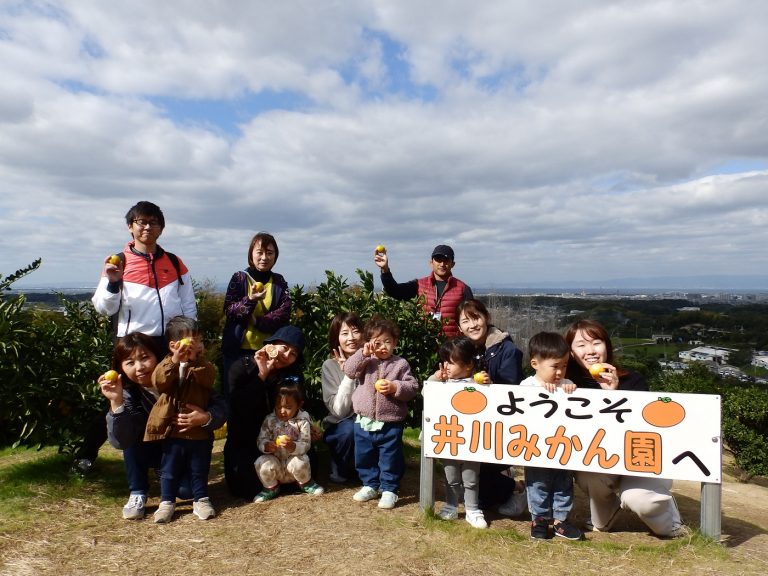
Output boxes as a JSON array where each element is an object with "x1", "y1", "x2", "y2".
[
  {"x1": 77, "y1": 201, "x2": 198, "y2": 479},
  {"x1": 373, "y1": 244, "x2": 473, "y2": 338},
  {"x1": 92, "y1": 201, "x2": 197, "y2": 352}
]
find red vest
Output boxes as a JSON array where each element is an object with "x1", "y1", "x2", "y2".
[{"x1": 416, "y1": 275, "x2": 467, "y2": 338}]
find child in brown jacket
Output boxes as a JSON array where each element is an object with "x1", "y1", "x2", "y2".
[{"x1": 144, "y1": 316, "x2": 217, "y2": 523}]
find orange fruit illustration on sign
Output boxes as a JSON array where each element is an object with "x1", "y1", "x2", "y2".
[
  {"x1": 642, "y1": 397, "x2": 686, "y2": 428},
  {"x1": 450, "y1": 387, "x2": 487, "y2": 415}
]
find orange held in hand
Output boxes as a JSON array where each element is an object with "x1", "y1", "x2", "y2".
[
  {"x1": 179, "y1": 337, "x2": 192, "y2": 347},
  {"x1": 374, "y1": 379, "x2": 387, "y2": 392},
  {"x1": 375, "y1": 245, "x2": 386, "y2": 254},
  {"x1": 252, "y1": 281, "x2": 264, "y2": 293},
  {"x1": 107, "y1": 254, "x2": 121, "y2": 266},
  {"x1": 275, "y1": 435, "x2": 290, "y2": 447},
  {"x1": 103, "y1": 370, "x2": 119, "y2": 382},
  {"x1": 588, "y1": 363, "x2": 605, "y2": 377},
  {"x1": 473, "y1": 372, "x2": 485, "y2": 385},
  {"x1": 265, "y1": 344, "x2": 279, "y2": 359}
]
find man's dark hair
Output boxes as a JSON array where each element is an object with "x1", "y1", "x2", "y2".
[{"x1": 125, "y1": 201, "x2": 165, "y2": 229}]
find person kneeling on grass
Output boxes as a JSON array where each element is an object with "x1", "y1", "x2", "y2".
[{"x1": 253, "y1": 379, "x2": 324, "y2": 502}]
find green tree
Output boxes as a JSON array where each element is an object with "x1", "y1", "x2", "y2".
[
  {"x1": 290, "y1": 269, "x2": 442, "y2": 425},
  {"x1": 652, "y1": 363, "x2": 768, "y2": 478}
]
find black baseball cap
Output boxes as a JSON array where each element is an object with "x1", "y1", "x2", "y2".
[{"x1": 431, "y1": 245, "x2": 455, "y2": 260}]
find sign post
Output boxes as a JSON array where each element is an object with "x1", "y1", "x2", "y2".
[{"x1": 419, "y1": 382, "x2": 722, "y2": 539}]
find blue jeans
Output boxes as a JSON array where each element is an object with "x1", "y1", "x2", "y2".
[
  {"x1": 525, "y1": 466, "x2": 574, "y2": 521},
  {"x1": 354, "y1": 421, "x2": 404, "y2": 493},
  {"x1": 323, "y1": 417, "x2": 356, "y2": 480},
  {"x1": 123, "y1": 439, "x2": 193, "y2": 499},
  {"x1": 159, "y1": 438, "x2": 213, "y2": 502}
]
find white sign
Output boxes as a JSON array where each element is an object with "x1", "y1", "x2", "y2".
[{"x1": 422, "y1": 381, "x2": 722, "y2": 483}]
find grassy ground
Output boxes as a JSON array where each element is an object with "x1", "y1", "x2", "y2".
[{"x1": 1, "y1": 436, "x2": 766, "y2": 576}]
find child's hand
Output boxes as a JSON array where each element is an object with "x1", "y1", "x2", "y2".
[
  {"x1": 561, "y1": 382, "x2": 577, "y2": 394},
  {"x1": 362, "y1": 341, "x2": 376, "y2": 357},
  {"x1": 263, "y1": 441, "x2": 277, "y2": 454},
  {"x1": 431, "y1": 364, "x2": 447, "y2": 382},
  {"x1": 540, "y1": 381, "x2": 558, "y2": 394},
  {"x1": 170, "y1": 337, "x2": 199, "y2": 363},
  {"x1": 375, "y1": 379, "x2": 396, "y2": 396},
  {"x1": 281, "y1": 439, "x2": 296, "y2": 452}
]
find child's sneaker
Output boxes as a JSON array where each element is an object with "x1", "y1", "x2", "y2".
[
  {"x1": 253, "y1": 486, "x2": 280, "y2": 503},
  {"x1": 465, "y1": 509, "x2": 488, "y2": 529},
  {"x1": 122, "y1": 493, "x2": 147, "y2": 520},
  {"x1": 531, "y1": 517, "x2": 550, "y2": 540},
  {"x1": 377, "y1": 491, "x2": 398, "y2": 509},
  {"x1": 192, "y1": 497, "x2": 216, "y2": 520},
  {"x1": 553, "y1": 520, "x2": 584, "y2": 541},
  {"x1": 300, "y1": 481, "x2": 325, "y2": 496},
  {"x1": 353, "y1": 486, "x2": 379, "y2": 502},
  {"x1": 153, "y1": 501, "x2": 176, "y2": 524},
  {"x1": 437, "y1": 504, "x2": 458, "y2": 520}
]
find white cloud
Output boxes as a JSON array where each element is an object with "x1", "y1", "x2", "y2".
[{"x1": 1, "y1": 1, "x2": 767, "y2": 292}]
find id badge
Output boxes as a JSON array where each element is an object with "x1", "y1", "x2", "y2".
[{"x1": 431, "y1": 312, "x2": 442, "y2": 321}]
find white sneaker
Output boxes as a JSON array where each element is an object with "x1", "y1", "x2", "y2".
[
  {"x1": 122, "y1": 493, "x2": 147, "y2": 520},
  {"x1": 465, "y1": 509, "x2": 488, "y2": 529},
  {"x1": 153, "y1": 501, "x2": 176, "y2": 524},
  {"x1": 193, "y1": 497, "x2": 216, "y2": 520},
  {"x1": 498, "y1": 488, "x2": 527, "y2": 517},
  {"x1": 353, "y1": 486, "x2": 379, "y2": 502},
  {"x1": 438, "y1": 504, "x2": 458, "y2": 520},
  {"x1": 378, "y1": 491, "x2": 398, "y2": 509}
]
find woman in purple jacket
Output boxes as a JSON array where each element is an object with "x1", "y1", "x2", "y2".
[{"x1": 221, "y1": 232, "x2": 291, "y2": 401}]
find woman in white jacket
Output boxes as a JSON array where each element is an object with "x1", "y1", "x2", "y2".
[{"x1": 321, "y1": 312, "x2": 364, "y2": 483}]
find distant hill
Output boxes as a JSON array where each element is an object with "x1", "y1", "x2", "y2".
[{"x1": 476, "y1": 275, "x2": 768, "y2": 293}]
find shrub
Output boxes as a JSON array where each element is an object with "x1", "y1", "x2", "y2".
[
  {"x1": 652, "y1": 363, "x2": 768, "y2": 478},
  {"x1": 0, "y1": 260, "x2": 112, "y2": 453}
]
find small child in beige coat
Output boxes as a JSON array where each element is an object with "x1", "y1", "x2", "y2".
[{"x1": 252, "y1": 379, "x2": 324, "y2": 502}]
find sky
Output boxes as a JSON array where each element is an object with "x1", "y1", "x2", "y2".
[{"x1": 1, "y1": 1, "x2": 767, "y2": 291}]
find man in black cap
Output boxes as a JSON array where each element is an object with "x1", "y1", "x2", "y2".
[{"x1": 373, "y1": 244, "x2": 473, "y2": 338}]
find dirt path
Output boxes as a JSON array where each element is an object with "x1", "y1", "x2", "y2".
[{"x1": 1, "y1": 446, "x2": 766, "y2": 576}]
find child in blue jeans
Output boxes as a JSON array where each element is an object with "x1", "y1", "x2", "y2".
[
  {"x1": 344, "y1": 317, "x2": 418, "y2": 510},
  {"x1": 144, "y1": 316, "x2": 217, "y2": 523},
  {"x1": 521, "y1": 332, "x2": 584, "y2": 540}
]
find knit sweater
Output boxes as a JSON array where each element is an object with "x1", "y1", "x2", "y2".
[{"x1": 345, "y1": 349, "x2": 418, "y2": 423}]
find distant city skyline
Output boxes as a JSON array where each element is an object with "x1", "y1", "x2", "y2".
[{"x1": 1, "y1": 2, "x2": 767, "y2": 289}]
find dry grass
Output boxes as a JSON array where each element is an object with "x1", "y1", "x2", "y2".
[{"x1": 1, "y1": 442, "x2": 766, "y2": 576}]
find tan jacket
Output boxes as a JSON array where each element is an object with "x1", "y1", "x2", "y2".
[{"x1": 144, "y1": 355, "x2": 215, "y2": 442}]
